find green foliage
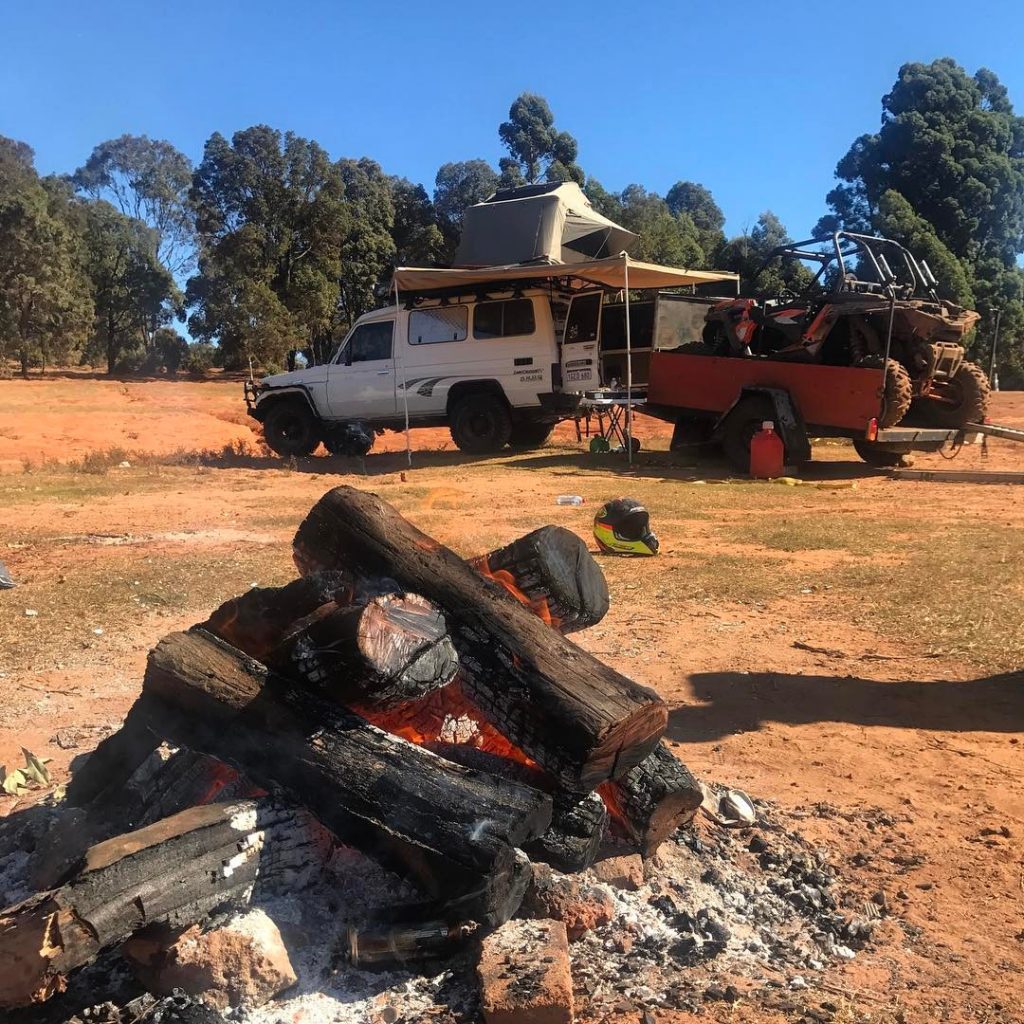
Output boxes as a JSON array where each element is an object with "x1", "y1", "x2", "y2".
[
  {"x1": 498, "y1": 93, "x2": 584, "y2": 185},
  {"x1": 665, "y1": 181, "x2": 726, "y2": 263},
  {"x1": 433, "y1": 159, "x2": 500, "y2": 248},
  {"x1": 80, "y1": 200, "x2": 177, "y2": 374},
  {"x1": 0, "y1": 137, "x2": 92, "y2": 375},
  {"x1": 151, "y1": 326, "x2": 188, "y2": 373},
  {"x1": 820, "y1": 58, "x2": 1024, "y2": 381},
  {"x1": 719, "y1": 211, "x2": 814, "y2": 295},
  {"x1": 390, "y1": 177, "x2": 446, "y2": 266},
  {"x1": 72, "y1": 134, "x2": 196, "y2": 277},
  {"x1": 184, "y1": 341, "x2": 216, "y2": 377}
]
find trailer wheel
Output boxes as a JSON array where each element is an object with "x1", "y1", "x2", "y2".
[
  {"x1": 450, "y1": 393, "x2": 513, "y2": 454},
  {"x1": 263, "y1": 399, "x2": 320, "y2": 457},
  {"x1": 917, "y1": 361, "x2": 991, "y2": 428},
  {"x1": 852, "y1": 439, "x2": 913, "y2": 468},
  {"x1": 721, "y1": 395, "x2": 778, "y2": 473},
  {"x1": 508, "y1": 422, "x2": 555, "y2": 450}
]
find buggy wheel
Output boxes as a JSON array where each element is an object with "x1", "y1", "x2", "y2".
[
  {"x1": 857, "y1": 356, "x2": 912, "y2": 428},
  {"x1": 917, "y1": 361, "x2": 991, "y2": 428},
  {"x1": 852, "y1": 440, "x2": 913, "y2": 468}
]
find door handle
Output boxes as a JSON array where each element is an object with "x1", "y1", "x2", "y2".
[{"x1": 376, "y1": 370, "x2": 390, "y2": 375}]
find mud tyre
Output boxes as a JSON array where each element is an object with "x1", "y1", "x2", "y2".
[
  {"x1": 721, "y1": 395, "x2": 779, "y2": 473},
  {"x1": 918, "y1": 361, "x2": 991, "y2": 428},
  {"x1": 450, "y1": 393, "x2": 513, "y2": 454},
  {"x1": 858, "y1": 356, "x2": 912, "y2": 428},
  {"x1": 508, "y1": 422, "x2": 555, "y2": 450},
  {"x1": 262, "y1": 400, "x2": 320, "y2": 457}
]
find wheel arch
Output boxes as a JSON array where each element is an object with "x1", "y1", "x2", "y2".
[
  {"x1": 253, "y1": 386, "x2": 320, "y2": 423},
  {"x1": 445, "y1": 379, "x2": 511, "y2": 416},
  {"x1": 716, "y1": 386, "x2": 812, "y2": 464}
]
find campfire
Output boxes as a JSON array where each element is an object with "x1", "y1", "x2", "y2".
[{"x1": 0, "y1": 487, "x2": 873, "y2": 1023}]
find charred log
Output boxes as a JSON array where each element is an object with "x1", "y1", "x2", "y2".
[
  {"x1": 0, "y1": 800, "x2": 306, "y2": 1010},
  {"x1": 269, "y1": 592, "x2": 458, "y2": 707},
  {"x1": 293, "y1": 486, "x2": 666, "y2": 791},
  {"x1": 601, "y1": 742, "x2": 703, "y2": 857},
  {"x1": 469, "y1": 526, "x2": 609, "y2": 634},
  {"x1": 526, "y1": 791, "x2": 608, "y2": 874},
  {"x1": 137, "y1": 629, "x2": 550, "y2": 922}
]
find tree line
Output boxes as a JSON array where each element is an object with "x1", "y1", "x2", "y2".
[{"x1": 2, "y1": 58, "x2": 1023, "y2": 382}]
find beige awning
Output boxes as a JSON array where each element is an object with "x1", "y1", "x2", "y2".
[{"x1": 393, "y1": 256, "x2": 738, "y2": 295}]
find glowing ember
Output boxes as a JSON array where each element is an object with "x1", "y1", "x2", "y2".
[{"x1": 471, "y1": 556, "x2": 558, "y2": 630}]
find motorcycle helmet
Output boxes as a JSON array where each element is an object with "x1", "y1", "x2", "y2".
[{"x1": 593, "y1": 498, "x2": 659, "y2": 556}]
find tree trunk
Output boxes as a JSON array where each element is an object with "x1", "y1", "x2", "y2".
[
  {"x1": 600, "y1": 742, "x2": 703, "y2": 857},
  {"x1": 293, "y1": 486, "x2": 666, "y2": 792},
  {"x1": 0, "y1": 800, "x2": 309, "y2": 1010},
  {"x1": 138, "y1": 629, "x2": 550, "y2": 921}
]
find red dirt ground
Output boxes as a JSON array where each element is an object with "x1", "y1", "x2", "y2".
[{"x1": 0, "y1": 375, "x2": 1021, "y2": 1023}]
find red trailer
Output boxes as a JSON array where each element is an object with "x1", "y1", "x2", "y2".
[{"x1": 644, "y1": 349, "x2": 984, "y2": 470}]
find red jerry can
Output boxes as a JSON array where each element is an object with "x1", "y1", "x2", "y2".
[{"x1": 750, "y1": 421, "x2": 785, "y2": 479}]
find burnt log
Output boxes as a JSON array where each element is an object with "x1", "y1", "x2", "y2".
[
  {"x1": 293, "y1": 486, "x2": 666, "y2": 791},
  {"x1": 202, "y1": 571, "x2": 354, "y2": 659},
  {"x1": 526, "y1": 791, "x2": 608, "y2": 874},
  {"x1": 0, "y1": 800, "x2": 308, "y2": 1010},
  {"x1": 469, "y1": 525, "x2": 609, "y2": 634},
  {"x1": 601, "y1": 742, "x2": 703, "y2": 857},
  {"x1": 138, "y1": 629, "x2": 550, "y2": 922},
  {"x1": 269, "y1": 592, "x2": 458, "y2": 707}
]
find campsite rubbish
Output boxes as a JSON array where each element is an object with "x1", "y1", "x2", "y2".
[
  {"x1": 0, "y1": 561, "x2": 14, "y2": 589},
  {"x1": 700, "y1": 784, "x2": 757, "y2": 828},
  {"x1": 556, "y1": 495, "x2": 585, "y2": 506},
  {"x1": 589, "y1": 437, "x2": 611, "y2": 454},
  {"x1": 593, "y1": 499, "x2": 659, "y2": 557},
  {"x1": 750, "y1": 421, "x2": 785, "y2": 479}
]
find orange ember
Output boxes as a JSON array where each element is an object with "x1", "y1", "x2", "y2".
[
  {"x1": 195, "y1": 761, "x2": 266, "y2": 805},
  {"x1": 597, "y1": 780, "x2": 630, "y2": 837},
  {"x1": 356, "y1": 678, "x2": 539, "y2": 770},
  {"x1": 473, "y1": 557, "x2": 557, "y2": 629}
]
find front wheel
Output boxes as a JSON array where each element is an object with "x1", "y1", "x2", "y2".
[
  {"x1": 857, "y1": 356, "x2": 912, "y2": 428},
  {"x1": 917, "y1": 361, "x2": 991, "y2": 428},
  {"x1": 449, "y1": 394, "x2": 513, "y2": 454},
  {"x1": 262, "y1": 400, "x2": 320, "y2": 457}
]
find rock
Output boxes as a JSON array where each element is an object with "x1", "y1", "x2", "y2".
[
  {"x1": 122, "y1": 909, "x2": 297, "y2": 1009},
  {"x1": 477, "y1": 918, "x2": 574, "y2": 1024},
  {"x1": 521, "y1": 864, "x2": 614, "y2": 941},
  {"x1": 591, "y1": 854, "x2": 644, "y2": 891}
]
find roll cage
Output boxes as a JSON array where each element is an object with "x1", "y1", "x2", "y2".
[{"x1": 760, "y1": 232, "x2": 941, "y2": 302}]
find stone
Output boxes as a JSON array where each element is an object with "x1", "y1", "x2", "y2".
[
  {"x1": 122, "y1": 909, "x2": 297, "y2": 1009},
  {"x1": 591, "y1": 854, "x2": 644, "y2": 891},
  {"x1": 477, "y1": 918, "x2": 574, "y2": 1024},
  {"x1": 521, "y1": 864, "x2": 614, "y2": 941}
]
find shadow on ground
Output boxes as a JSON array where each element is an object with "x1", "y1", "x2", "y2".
[{"x1": 667, "y1": 669, "x2": 1024, "y2": 742}]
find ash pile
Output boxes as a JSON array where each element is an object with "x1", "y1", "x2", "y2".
[{"x1": 0, "y1": 487, "x2": 884, "y2": 1024}]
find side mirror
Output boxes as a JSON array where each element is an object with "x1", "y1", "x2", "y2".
[{"x1": 344, "y1": 349, "x2": 353, "y2": 367}]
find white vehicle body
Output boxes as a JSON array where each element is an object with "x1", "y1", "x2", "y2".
[{"x1": 247, "y1": 287, "x2": 604, "y2": 456}]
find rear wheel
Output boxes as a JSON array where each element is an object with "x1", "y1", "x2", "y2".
[
  {"x1": 857, "y1": 356, "x2": 912, "y2": 428},
  {"x1": 508, "y1": 421, "x2": 555, "y2": 450},
  {"x1": 852, "y1": 439, "x2": 913, "y2": 468},
  {"x1": 262, "y1": 400, "x2": 320, "y2": 457},
  {"x1": 917, "y1": 361, "x2": 990, "y2": 428},
  {"x1": 449, "y1": 393, "x2": 513, "y2": 454},
  {"x1": 721, "y1": 395, "x2": 778, "y2": 473}
]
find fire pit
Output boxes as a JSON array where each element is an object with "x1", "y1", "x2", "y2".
[{"x1": 0, "y1": 487, "x2": 880, "y2": 1023}]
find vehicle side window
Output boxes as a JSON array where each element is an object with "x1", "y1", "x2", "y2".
[
  {"x1": 338, "y1": 321, "x2": 394, "y2": 364},
  {"x1": 409, "y1": 306, "x2": 468, "y2": 345},
  {"x1": 473, "y1": 299, "x2": 536, "y2": 340}
]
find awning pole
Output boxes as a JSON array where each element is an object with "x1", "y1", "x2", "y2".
[
  {"x1": 624, "y1": 254, "x2": 633, "y2": 467},
  {"x1": 394, "y1": 278, "x2": 412, "y2": 467}
]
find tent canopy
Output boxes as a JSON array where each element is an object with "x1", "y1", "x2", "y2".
[
  {"x1": 454, "y1": 182, "x2": 638, "y2": 267},
  {"x1": 393, "y1": 255, "x2": 738, "y2": 296}
]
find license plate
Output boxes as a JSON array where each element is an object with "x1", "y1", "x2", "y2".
[{"x1": 565, "y1": 369, "x2": 592, "y2": 383}]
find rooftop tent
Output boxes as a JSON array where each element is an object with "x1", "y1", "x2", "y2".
[{"x1": 454, "y1": 182, "x2": 638, "y2": 267}]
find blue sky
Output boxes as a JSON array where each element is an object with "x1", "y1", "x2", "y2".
[{"x1": 3, "y1": 0, "x2": 1024, "y2": 243}]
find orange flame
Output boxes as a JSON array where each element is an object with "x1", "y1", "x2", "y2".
[{"x1": 472, "y1": 557, "x2": 558, "y2": 630}]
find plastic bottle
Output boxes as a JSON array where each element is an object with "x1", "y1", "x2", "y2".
[
  {"x1": 750, "y1": 421, "x2": 785, "y2": 479},
  {"x1": 556, "y1": 495, "x2": 585, "y2": 506}
]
